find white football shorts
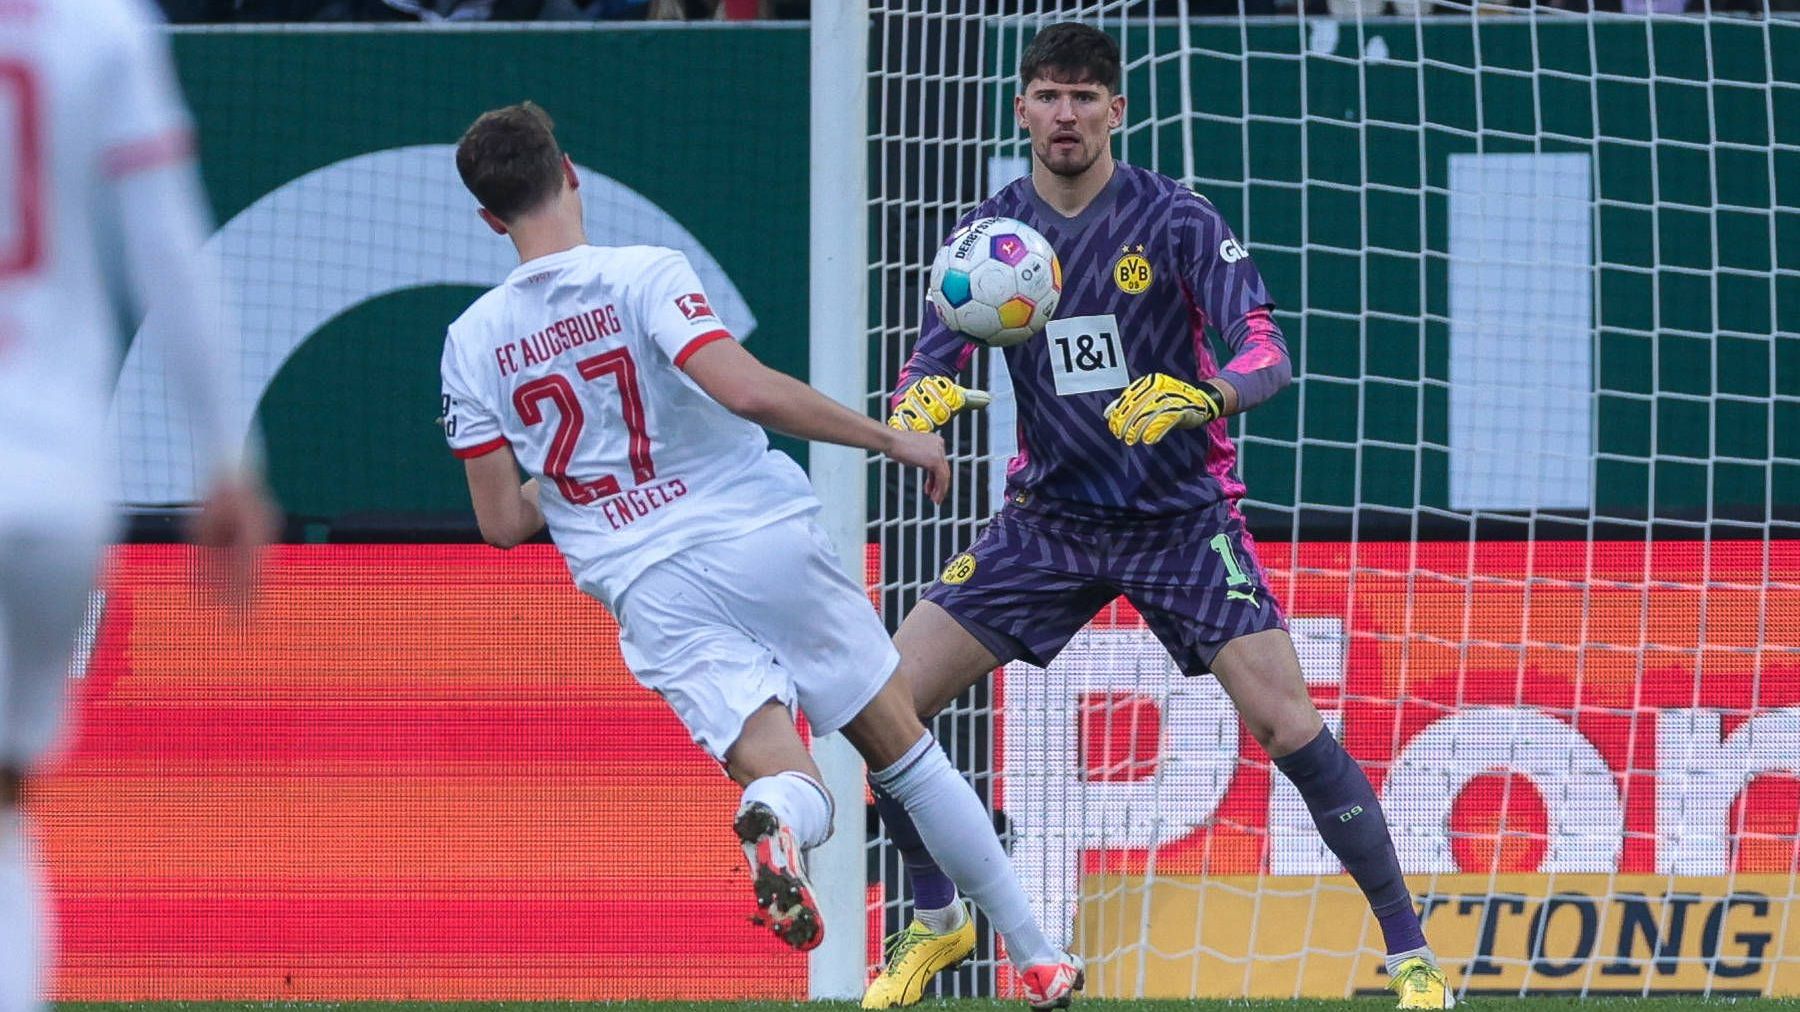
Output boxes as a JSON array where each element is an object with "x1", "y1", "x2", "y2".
[
  {"x1": 603, "y1": 514, "x2": 899, "y2": 762},
  {"x1": 0, "y1": 513, "x2": 110, "y2": 770}
]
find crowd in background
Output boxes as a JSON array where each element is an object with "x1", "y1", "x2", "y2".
[
  {"x1": 155, "y1": 0, "x2": 805, "y2": 21},
  {"x1": 156, "y1": 0, "x2": 1800, "y2": 22},
  {"x1": 1320, "y1": 0, "x2": 1797, "y2": 13}
]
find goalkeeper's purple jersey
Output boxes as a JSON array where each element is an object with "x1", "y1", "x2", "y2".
[{"x1": 897, "y1": 163, "x2": 1290, "y2": 518}]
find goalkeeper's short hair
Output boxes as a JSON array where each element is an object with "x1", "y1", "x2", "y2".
[{"x1": 1019, "y1": 22, "x2": 1120, "y2": 94}]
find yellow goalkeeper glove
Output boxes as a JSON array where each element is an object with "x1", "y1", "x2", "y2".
[
  {"x1": 1104, "y1": 373, "x2": 1226, "y2": 447},
  {"x1": 888, "y1": 375, "x2": 993, "y2": 432}
]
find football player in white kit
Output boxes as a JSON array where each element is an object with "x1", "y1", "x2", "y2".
[
  {"x1": 0, "y1": 3, "x2": 273, "y2": 1011},
  {"x1": 441, "y1": 103, "x2": 1083, "y2": 1008}
]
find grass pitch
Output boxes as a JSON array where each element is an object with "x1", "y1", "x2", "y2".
[{"x1": 56, "y1": 993, "x2": 1800, "y2": 1001}]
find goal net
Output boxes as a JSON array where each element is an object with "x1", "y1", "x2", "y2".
[{"x1": 866, "y1": 1, "x2": 1800, "y2": 1000}]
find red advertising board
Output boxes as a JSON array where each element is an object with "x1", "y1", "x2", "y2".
[
  {"x1": 33, "y1": 545, "x2": 806, "y2": 1001},
  {"x1": 998, "y1": 540, "x2": 1800, "y2": 996},
  {"x1": 28, "y1": 541, "x2": 1800, "y2": 998},
  {"x1": 1003, "y1": 540, "x2": 1800, "y2": 879}
]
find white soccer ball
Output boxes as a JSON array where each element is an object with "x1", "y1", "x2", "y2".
[{"x1": 926, "y1": 216, "x2": 1062, "y2": 348}]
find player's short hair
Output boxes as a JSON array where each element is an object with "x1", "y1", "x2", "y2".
[
  {"x1": 1019, "y1": 22, "x2": 1121, "y2": 94},
  {"x1": 456, "y1": 101, "x2": 566, "y2": 222}
]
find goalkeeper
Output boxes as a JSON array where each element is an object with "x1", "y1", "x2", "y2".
[{"x1": 869, "y1": 21, "x2": 1453, "y2": 1012}]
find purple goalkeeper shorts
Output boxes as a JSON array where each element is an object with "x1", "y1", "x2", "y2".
[{"x1": 920, "y1": 497, "x2": 1287, "y2": 676}]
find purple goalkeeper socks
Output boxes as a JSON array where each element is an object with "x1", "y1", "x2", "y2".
[
  {"x1": 875, "y1": 724, "x2": 1430, "y2": 951},
  {"x1": 871, "y1": 779, "x2": 960, "y2": 911},
  {"x1": 1273, "y1": 726, "x2": 1426, "y2": 955},
  {"x1": 1378, "y1": 907, "x2": 1429, "y2": 955}
]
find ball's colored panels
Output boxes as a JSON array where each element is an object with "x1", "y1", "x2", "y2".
[
  {"x1": 930, "y1": 215, "x2": 1060, "y2": 347},
  {"x1": 939, "y1": 268, "x2": 972, "y2": 307},
  {"x1": 990, "y1": 233, "x2": 1029, "y2": 266},
  {"x1": 997, "y1": 295, "x2": 1036, "y2": 330}
]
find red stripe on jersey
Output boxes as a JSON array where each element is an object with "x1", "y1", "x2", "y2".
[
  {"x1": 102, "y1": 128, "x2": 195, "y2": 179},
  {"x1": 0, "y1": 60, "x2": 44, "y2": 280},
  {"x1": 451, "y1": 437, "x2": 508, "y2": 460},
  {"x1": 674, "y1": 329, "x2": 733, "y2": 368}
]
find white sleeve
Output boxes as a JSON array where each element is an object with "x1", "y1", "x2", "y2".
[
  {"x1": 439, "y1": 337, "x2": 506, "y2": 459},
  {"x1": 103, "y1": 6, "x2": 249, "y2": 484},
  {"x1": 633, "y1": 249, "x2": 736, "y2": 367},
  {"x1": 99, "y1": 1, "x2": 193, "y2": 173}
]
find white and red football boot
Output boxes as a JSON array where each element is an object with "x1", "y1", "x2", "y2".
[
  {"x1": 734, "y1": 801, "x2": 824, "y2": 952},
  {"x1": 1020, "y1": 951, "x2": 1085, "y2": 1010}
]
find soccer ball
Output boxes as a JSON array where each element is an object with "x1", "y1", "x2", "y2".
[{"x1": 926, "y1": 217, "x2": 1061, "y2": 348}]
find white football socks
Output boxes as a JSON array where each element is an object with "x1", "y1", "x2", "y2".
[
  {"x1": 0, "y1": 810, "x2": 46, "y2": 1012},
  {"x1": 1386, "y1": 945, "x2": 1440, "y2": 977},
  {"x1": 740, "y1": 770, "x2": 834, "y2": 850},
  {"x1": 872, "y1": 733, "x2": 1061, "y2": 969},
  {"x1": 916, "y1": 900, "x2": 967, "y2": 935}
]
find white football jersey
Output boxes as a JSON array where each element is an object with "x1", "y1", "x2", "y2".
[
  {"x1": 441, "y1": 244, "x2": 818, "y2": 605},
  {"x1": 0, "y1": 0, "x2": 237, "y2": 521}
]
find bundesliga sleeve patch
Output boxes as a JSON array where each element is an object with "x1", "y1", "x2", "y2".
[{"x1": 675, "y1": 292, "x2": 716, "y2": 321}]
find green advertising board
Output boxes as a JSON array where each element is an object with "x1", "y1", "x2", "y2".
[
  {"x1": 168, "y1": 25, "x2": 810, "y2": 525},
  {"x1": 160, "y1": 20, "x2": 1793, "y2": 531},
  {"x1": 1067, "y1": 19, "x2": 1796, "y2": 526}
]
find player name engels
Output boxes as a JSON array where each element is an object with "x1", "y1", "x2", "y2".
[
  {"x1": 599, "y1": 476, "x2": 689, "y2": 532},
  {"x1": 493, "y1": 303, "x2": 623, "y2": 376}
]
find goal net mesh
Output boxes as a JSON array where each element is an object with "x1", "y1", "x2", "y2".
[{"x1": 867, "y1": 1, "x2": 1799, "y2": 999}]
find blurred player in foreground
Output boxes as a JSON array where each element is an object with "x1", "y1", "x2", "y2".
[
  {"x1": 871, "y1": 23, "x2": 1453, "y2": 1011},
  {"x1": 0, "y1": 3, "x2": 273, "y2": 1011},
  {"x1": 440, "y1": 102, "x2": 1083, "y2": 1009}
]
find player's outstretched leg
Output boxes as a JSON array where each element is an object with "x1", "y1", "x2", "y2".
[
  {"x1": 844, "y1": 678, "x2": 1082, "y2": 1011},
  {"x1": 1214, "y1": 630, "x2": 1454, "y2": 1009},
  {"x1": 864, "y1": 781, "x2": 975, "y2": 1008},
  {"x1": 725, "y1": 702, "x2": 837, "y2": 952},
  {"x1": 862, "y1": 601, "x2": 1016, "y2": 1007},
  {"x1": 868, "y1": 738, "x2": 1083, "y2": 1010}
]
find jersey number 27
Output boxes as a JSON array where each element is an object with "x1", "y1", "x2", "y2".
[{"x1": 512, "y1": 348, "x2": 655, "y2": 505}]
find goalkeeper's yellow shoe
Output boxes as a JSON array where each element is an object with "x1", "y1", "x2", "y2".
[
  {"x1": 1388, "y1": 955, "x2": 1455, "y2": 1009},
  {"x1": 860, "y1": 906, "x2": 977, "y2": 1008}
]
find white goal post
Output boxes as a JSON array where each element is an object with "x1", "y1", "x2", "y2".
[{"x1": 808, "y1": 0, "x2": 875, "y2": 998}]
